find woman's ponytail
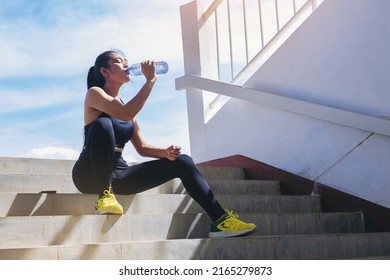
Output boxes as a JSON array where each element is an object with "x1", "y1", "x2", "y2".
[
  {"x1": 87, "y1": 50, "x2": 116, "y2": 89},
  {"x1": 87, "y1": 66, "x2": 105, "y2": 89}
]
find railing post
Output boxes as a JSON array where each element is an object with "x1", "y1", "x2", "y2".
[
  {"x1": 258, "y1": 0, "x2": 264, "y2": 48},
  {"x1": 178, "y1": 0, "x2": 219, "y2": 160},
  {"x1": 275, "y1": 0, "x2": 280, "y2": 31},
  {"x1": 311, "y1": 0, "x2": 319, "y2": 10},
  {"x1": 201, "y1": 0, "x2": 223, "y2": 24}
]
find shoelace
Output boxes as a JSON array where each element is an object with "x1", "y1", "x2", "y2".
[
  {"x1": 100, "y1": 188, "x2": 116, "y2": 206},
  {"x1": 225, "y1": 209, "x2": 239, "y2": 220},
  {"x1": 102, "y1": 189, "x2": 114, "y2": 198},
  {"x1": 223, "y1": 209, "x2": 251, "y2": 231}
]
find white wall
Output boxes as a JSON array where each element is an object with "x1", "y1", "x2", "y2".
[{"x1": 185, "y1": 0, "x2": 390, "y2": 208}]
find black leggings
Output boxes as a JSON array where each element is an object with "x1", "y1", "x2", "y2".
[{"x1": 72, "y1": 118, "x2": 226, "y2": 221}]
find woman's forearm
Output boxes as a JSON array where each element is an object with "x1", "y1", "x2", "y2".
[{"x1": 137, "y1": 144, "x2": 167, "y2": 159}]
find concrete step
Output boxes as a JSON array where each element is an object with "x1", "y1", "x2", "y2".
[
  {"x1": 198, "y1": 166, "x2": 245, "y2": 180},
  {"x1": 208, "y1": 180, "x2": 281, "y2": 195},
  {"x1": 142, "y1": 179, "x2": 281, "y2": 195},
  {"x1": 0, "y1": 175, "x2": 279, "y2": 194},
  {"x1": 0, "y1": 174, "x2": 76, "y2": 193},
  {"x1": 0, "y1": 158, "x2": 247, "y2": 194},
  {"x1": 1, "y1": 232, "x2": 389, "y2": 260},
  {"x1": 0, "y1": 212, "x2": 365, "y2": 249},
  {"x1": 0, "y1": 157, "x2": 244, "y2": 179},
  {"x1": 0, "y1": 157, "x2": 74, "y2": 175},
  {"x1": 0, "y1": 193, "x2": 321, "y2": 217}
]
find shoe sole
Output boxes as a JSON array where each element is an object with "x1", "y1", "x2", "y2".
[
  {"x1": 209, "y1": 226, "x2": 257, "y2": 238},
  {"x1": 94, "y1": 208, "x2": 123, "y2": 215}
]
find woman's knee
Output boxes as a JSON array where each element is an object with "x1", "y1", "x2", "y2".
[
  {"x1": 176, "y1": 154, "x2": 197, "y2": 169},
  {"x1": 84, "y1": 117, "x2": 116, "y2": 156},
  {"x1": 90, "y1": 117, "x2": 114, "y2": 134},
  {"x1": 87, "y1": 118, "x2": 115, "y2": 146}
]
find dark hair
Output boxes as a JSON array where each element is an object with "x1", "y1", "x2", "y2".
[{"x1": 87, "y1": 50, "x2": 116, "y2": 89}]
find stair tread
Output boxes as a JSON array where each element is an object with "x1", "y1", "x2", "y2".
[
  {"x1": 1, "y1": 232, "x2": 390, "y2": 260},
  {"x1": 0, "y1": 212, "x2": 366, "y2": 249},
  {"x1": 0, "y1": 157, "x2": 245, "y2": 179},
  {"x1": 0, "y1": 176, "x2": 281, "y2": 194},
  {"x1": 0, "y1": 193, "x2": 321, "y2": 217}
]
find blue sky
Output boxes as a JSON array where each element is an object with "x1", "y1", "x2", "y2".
[{"x1": 0, "y1": 0, "x2": 197, "y2": 162}]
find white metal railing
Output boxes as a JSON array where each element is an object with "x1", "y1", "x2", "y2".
[
  {"x1": 176, "y1": 75, "x2": 390, "y2": 137},
  {"x1": 177, "y1": 0, "x2": 390, "y2": 136},
  {"x1": 196, "y1": 0, "x2": 323, "y2": 122},
  {"x1": 201, "y1": 0, "x2": 322, "y2": 84}
]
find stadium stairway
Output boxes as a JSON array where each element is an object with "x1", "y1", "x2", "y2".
[{"x1": 0, "y1": 157, "x2": 389, "y2": 260}]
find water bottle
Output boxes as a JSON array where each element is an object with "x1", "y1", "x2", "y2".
[{"x1": 125, "y1": 61, "x2": 169, "y2": 76}]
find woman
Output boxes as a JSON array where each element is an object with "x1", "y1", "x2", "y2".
[{"x1": 72, "y1": 50, "x2": 257, "y2": 238}]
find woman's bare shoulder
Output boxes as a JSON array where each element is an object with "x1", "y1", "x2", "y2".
[{"x1": 86, "y1": 86, "x2": 105, "y2": 96}]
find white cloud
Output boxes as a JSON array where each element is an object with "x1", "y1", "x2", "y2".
[{"x1": 27, "y1": 146, "x2": 79, "y2": 160}]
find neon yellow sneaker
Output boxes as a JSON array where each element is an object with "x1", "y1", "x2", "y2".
[
  {"x1": 209, "y1": 209, "x2": 257, "y2": 238},
  {"x1": 95, "y1": 187, "x2": 123, "y2": 215}
]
